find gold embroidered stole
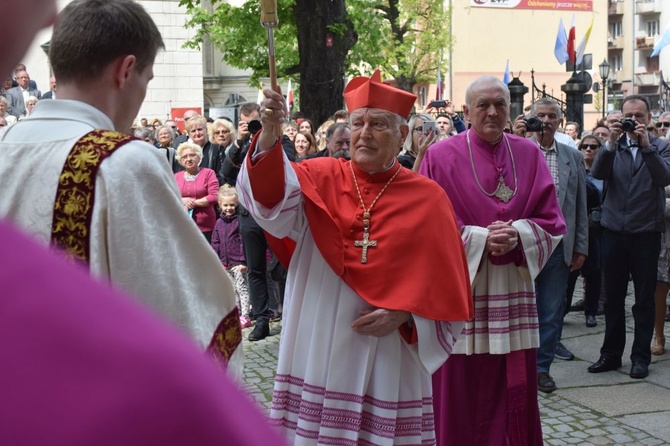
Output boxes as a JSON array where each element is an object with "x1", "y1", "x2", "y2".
[
  {"x1": 50, "y1": 130, "x2": 135, "y2": 267},
  {"x1": 51, "y1": 129, "x2": 242, "y2": 366},
  {"x1": 207, "y1": 306, "x2": 242, "y2": 366}
]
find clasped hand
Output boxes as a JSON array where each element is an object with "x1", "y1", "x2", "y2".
[
  {"x1": 487, "y1": 219, "x2": 519, "y2": 256},
  {"x1": 351, "y1": 308, "x2": 410, "y2": 337},
  {"x1": 182, "y1": 197, "x2": 196, "y2": 210}
]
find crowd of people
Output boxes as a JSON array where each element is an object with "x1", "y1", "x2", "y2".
[{"x1": 4, "y1": 0, "x2": 670, "y2": 444}]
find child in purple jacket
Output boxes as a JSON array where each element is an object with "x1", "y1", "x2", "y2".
[{"x1": 211, "y1": 185, "x2": 251, "y2": 328}]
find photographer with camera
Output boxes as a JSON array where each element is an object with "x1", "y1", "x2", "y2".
[
  {"x1": 515, "y1": 98, "x2": 588, "y2": 394},
  {"x1": 424, "y1": 99, "x2": 466, "y2": 136},
  {"x1": 222, "y1": 102, "x2": 296, "y2": 341},
  {"x1": 587, "y1": 95, "x2": 670, "y2": 379}
]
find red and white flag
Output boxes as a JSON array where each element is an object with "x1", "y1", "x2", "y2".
[
  {"x1": 567, "y1": 14, "x2": 576, "y2": 64},
  {"x1": 286, "y1": 80, "x2": 294, "y2": 112}
]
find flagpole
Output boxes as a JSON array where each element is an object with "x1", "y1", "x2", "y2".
[
  {"x1": 631, "y1": 0, "x2": 635, "y2": 95},
  {"x1": 448, "y1": 0, "x2": 453, "y2": 101}
]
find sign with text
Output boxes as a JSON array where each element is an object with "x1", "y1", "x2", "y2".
[
  {"x1": 470, "y1": 0, "x2": 592, "y2": 11},
  {"x1": 171, "y1": 107, "x2": 202, "y2": 133}
]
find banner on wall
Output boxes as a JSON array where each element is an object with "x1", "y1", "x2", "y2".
[
  {"x1": 470, "y1": 0, "x2": 592, "y2": 11},
  {"x1": 171, "y1": 107, "x2": 202, "y2": 133}
]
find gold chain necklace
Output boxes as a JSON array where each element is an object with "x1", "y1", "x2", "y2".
[
  {"x1": 349, "y1": 161, "x2": 402, "y2": 263},
  {"x1": 466, "y1": 129, "x2": 517, "y2": 203}
]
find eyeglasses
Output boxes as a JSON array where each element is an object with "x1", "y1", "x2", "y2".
[
  {"x1": 655, "y1": 122, "x2": 670, "y2": 128},
  {"x1": 580, "y1": 144, "x2": 600, "y2": 151},
  {"x1": 413, "y1": 127, "x2": 423, "y2": 133},
  {"x1": 214, "y1": 130, "x2": 230, "y2": 135}
]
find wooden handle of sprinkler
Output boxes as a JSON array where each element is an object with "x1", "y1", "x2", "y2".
[{"x1": 260, "y1": 0, "x2": 282, "y2": 137}]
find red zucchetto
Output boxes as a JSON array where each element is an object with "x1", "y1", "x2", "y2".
[{"x1": 343, "y1": 69, "x2": 417, "y2": 119}]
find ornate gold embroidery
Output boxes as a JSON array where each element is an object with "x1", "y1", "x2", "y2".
[
  {"x1": 50, "y1": 130, "x2": 135, "y2": 266},
  {"x1": 207, "y1": 306, "x2": 243, "y2": 367}
]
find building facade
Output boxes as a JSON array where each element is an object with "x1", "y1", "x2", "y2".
[{"x1": 608, "y1": 0, "x2": 669, "y2": 115}]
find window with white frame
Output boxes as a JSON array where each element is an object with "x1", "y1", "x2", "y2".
[
  {"x1": 647, "y1": 20, "x2": 660, "y2": 36},
  {"x1": 610, "y1": 22, "x2": 623, "y2": 37}
]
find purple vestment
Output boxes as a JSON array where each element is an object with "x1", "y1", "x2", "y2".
[
  {"x1": 420, "y1": 130, "x2": 566, "y2": 446},
  {"x1": 0, "y1": 220, "x2": 284, "y2": 446}
]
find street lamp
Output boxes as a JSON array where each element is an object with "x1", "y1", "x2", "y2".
[{"x1": 599, "y1": 59, "x2": 611, "y2": 118}]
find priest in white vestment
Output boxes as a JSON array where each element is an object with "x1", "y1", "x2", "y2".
[
  {"x1": 0, "y1": 0, "x2": 242, "y2": 377},
  {"x1": 237, "y1": 71, "x2": 473, "y2": 445}
]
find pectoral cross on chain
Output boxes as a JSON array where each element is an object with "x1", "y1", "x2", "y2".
[{"x1": 354, "y1": 211, "x2": 377, "y2": 264}]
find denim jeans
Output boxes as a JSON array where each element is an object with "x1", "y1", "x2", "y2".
[{"x1": 535, "y1": 242, "x2": 570, "y2": 373}]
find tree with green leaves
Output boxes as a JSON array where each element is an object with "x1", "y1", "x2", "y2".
[{"x1": 179, "y1": 0, "x2": 451, "y2": 123}]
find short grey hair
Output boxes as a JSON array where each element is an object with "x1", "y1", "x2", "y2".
[
  {"x1": 465, "y1": 76, "x2": 510, "y2": 109},
  {"x1": 154, "y1": 124, "x2": 175, "y2": 141},
  {"x1": 530, "y1": 97, "x2": 563, "y2": 120},
  {"x1": 133, "y1": 126, "x2": 154, "y2": 142}
]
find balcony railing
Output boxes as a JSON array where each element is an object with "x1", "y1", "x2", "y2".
[
  {"x1": 608, "y1": 35, "x2": 625, "y2": 50},
  {"x1": 635, "y1": 72, "x2": 661, "y2": 86},
  {"x1": 636, "y1": 36, "x2": 655, "y2": 50},
  {"x1": 609, "y1": 0, "x2": 624, "y2": 15},
  {"x1": 636, "y1": 0, "x2": 662, "y2": 15}
]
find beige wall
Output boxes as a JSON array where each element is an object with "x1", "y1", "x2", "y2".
[
  {"x1": 447, "y1": 3, "x2": 608, "y2": 130},
  {"x1": 18, "y1": 0, "x2": 204, "y2": 126}
]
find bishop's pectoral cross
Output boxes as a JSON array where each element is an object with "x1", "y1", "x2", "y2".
[{"x1": 354, "y1": 211, "x2": 377, "y2": 264}]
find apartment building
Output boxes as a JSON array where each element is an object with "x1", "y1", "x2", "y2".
[{"x1": 608, "y1": 0, "x2": 669, "y2": 114}]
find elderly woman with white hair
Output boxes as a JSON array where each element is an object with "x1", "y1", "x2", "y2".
[
  {"x1": 177, "y1": 115, "x2": 225, "y2": 185},
  {"x1": 0, "y1": 96, "x2": 17, "y2": 125},
  {"x1": 209, "y1": 118, "x2": 236, "y2": 156},
  {"x1": 18, "y1": 96, "x2": 39, "y2": 120},
  {"x1": 174, "y1": 142, "x2": 220, "y2": 242}
]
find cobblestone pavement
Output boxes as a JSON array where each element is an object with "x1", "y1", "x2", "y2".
[{"x1": 241, "y1": 282, "x2": 670, "y2": 445}]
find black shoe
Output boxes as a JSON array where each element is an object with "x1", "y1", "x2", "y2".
[
  {"x1": 630, "y1": 362, "x2": 649, "y2": 379},
  {"x1": 587, "y1": 356, "x2": 622, "y2": 373},
  {"x1": 586, "y1": 315, "x2": 597, "y2": 327},
  {"x1": 555, "y1": 343, "x2": 575, "y2": 361},
  {"x1": 570, "y1": 299, "x2": 585, "y2": 312},
  {"x1": 537, "y1": 372, "x2": 557, "y2": 393},
  {"x1": 248, "y1": 322, "x2": 269, "y2": 342}
]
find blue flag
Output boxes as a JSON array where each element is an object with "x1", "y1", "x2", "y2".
[
  {"x1": 503, "y1": 60, "x2": 510, "y2": 85},
  {"x1": 651, "y1": 24, "x2": 670, "y2": 57},
  {"x1": 554, "y1": 18, "x2": 569, "y2": 64}
]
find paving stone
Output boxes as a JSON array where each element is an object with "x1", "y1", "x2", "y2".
[{"x1": 239, "y1": 282, "x2": 669, "y2": 443}]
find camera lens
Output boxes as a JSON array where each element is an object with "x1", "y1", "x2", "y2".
[
  {"x1": 620, "y1": 118, "x2": 636, "y2": 133},
  {"x1": 248, "y1": 119, "x2": 262, "y2": 135},
  {"x1": 524, "y1": 117, "x2": 543, "y2": 132}
]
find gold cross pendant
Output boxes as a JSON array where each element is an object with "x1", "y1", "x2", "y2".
[{"x1": 354, "y1": 228, "x2": 377, "y2": 264}]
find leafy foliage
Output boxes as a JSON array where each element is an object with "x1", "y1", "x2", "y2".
[
  {"x1": 179, "y1": 0, "x2": 299, "y2": 87},
  {"x1": 179, "y1": 0, "x2": 452, "y2": 93}
]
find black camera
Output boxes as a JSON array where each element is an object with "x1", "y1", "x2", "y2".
[
  {"x1": 620, "y1": 117, "x2": 636, "y2": 132},
  {"x1": 524, "y1": 116, "x2": 543, "y2": 132},
  {"x1": 247, "y1": 119, "x2": 262, "y2": 135},
  {"x1": 430, "y1": 100, "x2": 447, "y2": 108}
]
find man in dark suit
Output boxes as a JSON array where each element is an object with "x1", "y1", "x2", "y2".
[
  {"x1": 40, "y1": 76, "x2": 57, "y2": 100},
  {"x1": 5, "y1": 69, "x2": 40, "y2": 117},
  {"x1": 588, "y1": 95, "x2": 670, "y2": 379},
  {"x1": 515, "y1": 98, "x2": 588, "y2": 394},
  {"x1": 11, "y1": 64, "x2": 38, "y2": 90}
]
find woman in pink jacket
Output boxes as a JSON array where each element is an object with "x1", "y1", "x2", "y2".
[{"x1": 174, "y1": 142, "x2": 220, "y2": 242}]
